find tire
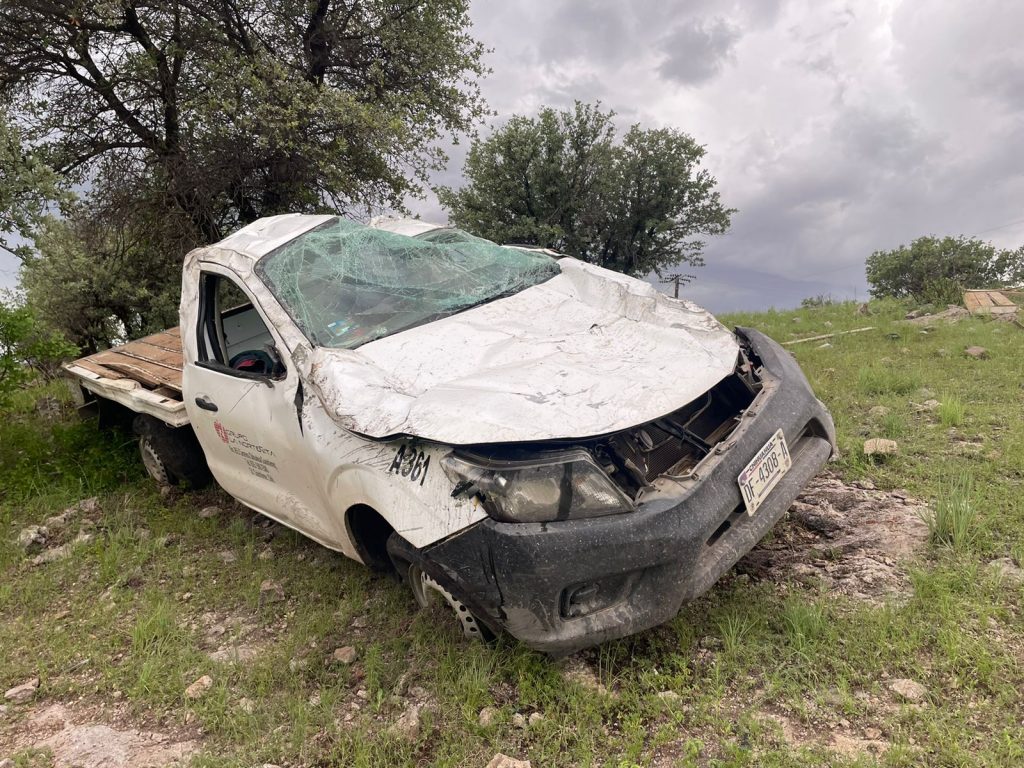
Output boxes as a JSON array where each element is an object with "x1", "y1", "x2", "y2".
[
  {"x1": 133, "y1": 415, "x2": 212, "y2": 489},
  {"x1": 386, "y1": 532, "x2": 496, "y2": 643},
  {"x1": 406, "y1": 562, "x2": 495, "y2": 642}
]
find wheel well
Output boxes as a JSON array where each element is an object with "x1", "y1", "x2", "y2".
[{"x1": 345, "y1": 504, "x2": 395, "y2": 572}]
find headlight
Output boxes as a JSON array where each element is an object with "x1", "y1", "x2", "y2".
[{"x1": 441, "y1": 450, "x2": 634, "y2": 523}]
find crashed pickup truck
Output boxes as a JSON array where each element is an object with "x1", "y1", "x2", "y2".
[{"x1": 65, "y1": 215, "x2": 836, "y2": 653}]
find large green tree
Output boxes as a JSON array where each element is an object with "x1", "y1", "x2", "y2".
[
  {"x1": 0, "y1": 0, "x2": 487, "y2": 345},
  {"x1": 439, "y1": 102, "x2": 733, "y2": 277},
  {"x1": 866, "y1": 236, "x2": 1024, "y2": 304}
]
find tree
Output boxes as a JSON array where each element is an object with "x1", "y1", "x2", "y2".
[
  {"x1": 866, "y1": 236, "x2": 1024, "y2": 305},
  {"x1": 0, "y1": 297, "x2": 76, "y2": 406},
  {"x1": 438, "y1": 102, "x2": 733, "y2": 277},
  {"x1": 20, "y1": 212, "x2": 183, "y2": 353},
  {"x1": 0, "y1": 109, "x2": 65, "y2": 260},
  {"x1": 0, "y1": 0, "x2": 487, "y2": 341}
]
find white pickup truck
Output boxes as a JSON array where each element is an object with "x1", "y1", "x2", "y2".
[{"x1": 66, "y1": 214, "x2": 836, "y2": 653}]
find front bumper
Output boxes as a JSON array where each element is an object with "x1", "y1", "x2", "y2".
[{"x1": 420, "y1": 328, "x2": 836, "y2": 654}]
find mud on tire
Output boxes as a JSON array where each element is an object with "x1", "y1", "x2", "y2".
[{"x1": 133, "y1": 415, "x2": 212, "y2": 489}]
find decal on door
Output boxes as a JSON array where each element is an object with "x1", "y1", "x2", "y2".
[
  {"x1": 214, "y1": 420, "x2": 278, "y2": 482},
  {"x1": 388, "y1": 444, "x2": 430, "y2": 486}
]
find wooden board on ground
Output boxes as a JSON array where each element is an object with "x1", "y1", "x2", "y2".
[
  {"x1": 70, "y1": 328, "x2": 184, "y2": 396},
  {"x1": 963, "y1": 290, "x2": 1018, "y2": 316}
]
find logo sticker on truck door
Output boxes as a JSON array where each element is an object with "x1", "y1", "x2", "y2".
[{"x1": 214, "y1": 420, "x2": 278, "y2": 481}]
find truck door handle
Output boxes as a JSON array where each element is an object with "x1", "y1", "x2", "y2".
[{"x1": 194, "y1": 396, "x2": 218, "y2": 412}]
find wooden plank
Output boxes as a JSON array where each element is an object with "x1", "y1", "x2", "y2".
[
  {"x1": 991, "y1": 292, "x2": 1016, "y2": 307},
  {"x1": 782, "y1": 326, "x2": 876, "y2": 346},
  {"x1": 93, "y1": 353, "x2": 182, "y2": 390},
  {"x1": 109, "y1": 346, "x2": 182, "y2": 372},
  {"x1": 122, "y1": 341, "x2": 183, "y2": 366},
  {"x1": 144, "y1": 329, "x2": 182, "y2": 351},
  {"x1": 72, "y1": 358, "x2": 128, "y2": 381}
]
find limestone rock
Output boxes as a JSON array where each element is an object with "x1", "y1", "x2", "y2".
[
  {"x1": 478, "y1": 706, "x2": 497, "y2": 727},
  {"x1": 332, "y1": 646, "x2": 358, "y2": 664},
  {"x1": 863, "y1": 438, "x2": 898, "y2": 456},
  {"x1": 17, "y1": 525, "x2": 48, "y2": 552},
  {"x1": 259, "y1": 579, "x2": 285, "y2": 604},
  {"x1": 390, "y1": 703, "x2": 422, "y2": 742},
  {"x1": 184, "y1": 675, "x2": 213, "y2": 700},
  {"x1": 888, "y1": 678, "x2": 927, "y2": 702},
  {"x1": 485, "y1": 755, "x2": 531, "y2": 768},
  {"x1": 4, "y1": 677, "x2": 39, "y2": 704}
]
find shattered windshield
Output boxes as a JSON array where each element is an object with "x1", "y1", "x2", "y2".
[{"x1": 256, "y1": 218, "x2": 560, "y2": 349}]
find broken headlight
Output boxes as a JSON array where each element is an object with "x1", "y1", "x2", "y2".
[{"x1": 441, "y1": 450, "x2": 635, "y2": 523}]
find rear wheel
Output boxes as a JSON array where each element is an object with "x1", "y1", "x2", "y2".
[
  {"x1": 139, "y1": 433, "x2": 173, "y2": 485},
  {"x1": 133, "y1": 415, "x2": 212, "y2": 489}
]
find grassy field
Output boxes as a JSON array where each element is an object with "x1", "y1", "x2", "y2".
[{"x1": 1, "y1": 300, "x2": 1022, "y2": 767}]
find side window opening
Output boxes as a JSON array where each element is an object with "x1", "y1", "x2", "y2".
[{"x1": 197, "y1": 272, "x2": 285, "y2": 380}]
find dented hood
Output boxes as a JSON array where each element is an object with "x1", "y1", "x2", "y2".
[{"x1": 298, "y1": 258, "x2": 739, "y2": 445}]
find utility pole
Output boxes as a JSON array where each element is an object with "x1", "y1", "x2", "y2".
[{"x1": 659, "y1": 272, "x2": 692, "y2": 299}]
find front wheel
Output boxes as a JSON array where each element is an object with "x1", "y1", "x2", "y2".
[
  {"x1": 406, "y1": 563, "x2": 494, "y2": 642},
  {"x1": 387, "y1": 533, "x2": 495, "y2": 643}
]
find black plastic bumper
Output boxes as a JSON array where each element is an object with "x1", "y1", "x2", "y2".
[{"x1": 420, "y1": 328, "x2": 836, "y2": 654}]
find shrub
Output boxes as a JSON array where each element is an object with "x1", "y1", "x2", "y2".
[{"x1": 0, "y1": 298, "x2": 77, "y2": 406}]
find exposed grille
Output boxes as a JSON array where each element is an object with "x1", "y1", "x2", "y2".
[{"x1": 597, "y1": 366, "x2": 760, "y2": 495}]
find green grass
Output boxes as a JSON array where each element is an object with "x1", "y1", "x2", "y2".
[
  {"x1": 937, "y1": 394, "x2": 966, "y2": 427},
  {"x1": 2, "y1": 299, "x2": 1023, "y2": 767},
  {"x1": 923, "y1": 472, "x2": 979, "y2": 553}
]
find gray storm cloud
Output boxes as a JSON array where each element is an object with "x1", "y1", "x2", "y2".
[{"x1": 4, "y1": 0, "x2": 1024, "y2": 314}]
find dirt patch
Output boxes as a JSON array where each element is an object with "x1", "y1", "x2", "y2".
[
  {"x1": 738, "y1": 472, "x2": 928, "y2": 601},
  {"x1": 758, "y1": 711, "x2": 890, "y2": 759},
  {"x1": 4, "y1": 703, "x2": 195, "y2": 767},
  {"x1": 190, "y1": 609, "x2": 270, "y2": 665}
]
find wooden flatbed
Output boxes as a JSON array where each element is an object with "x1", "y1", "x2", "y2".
[
  {"x1": 963, "y1": 289, "x2": 1018, "y2": 316},
  {"x1": 64, "y1": 328, "x2": 189, "y2": 426}
]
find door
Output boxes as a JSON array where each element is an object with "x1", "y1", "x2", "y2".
[{"x1": 183, "y1": 268, "x2": 336, "y2": 544}]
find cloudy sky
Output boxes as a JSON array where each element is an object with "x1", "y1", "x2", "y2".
[
  {"x1": 3, "y1": 0, "x2": 1023, "y2": 312},
  {"x1": 409, "y1": 0, "x2": 1024, "y2": 311}
]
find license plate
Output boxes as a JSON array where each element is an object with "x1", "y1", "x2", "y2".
[{"x1": 737, "y1": 429, "x2": 792, "y2": 515}]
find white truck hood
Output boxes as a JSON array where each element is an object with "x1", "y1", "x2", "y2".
[{"x1": 300, "y1": 258, "x2": 739, "y2": 445}]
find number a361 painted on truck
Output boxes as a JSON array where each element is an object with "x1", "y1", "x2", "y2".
[{"x1": 65, "y1": 215, "x2": 836, "y2": 653}]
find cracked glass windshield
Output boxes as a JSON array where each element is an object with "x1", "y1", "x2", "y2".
[{"x1": 256, "y1": 219, "x2": 560, "y2": 349}]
